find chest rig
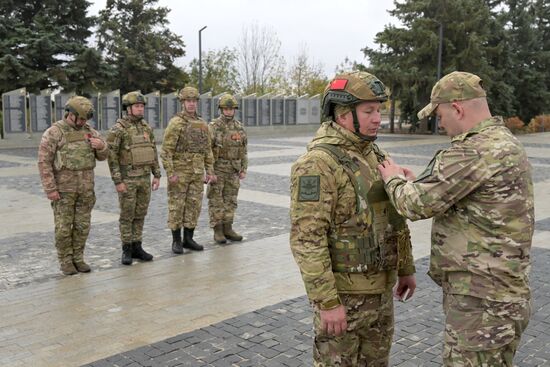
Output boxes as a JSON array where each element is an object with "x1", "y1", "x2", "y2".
[
  {"x1": 175, "y1": 113, "x2": 209, "y2": 154},
  {"x1": 54, "y1": 121, "x2": 96, "y2": 171},
  {"x1": 118, "y1": 120, "x2": 156, "y2": 167},
  {"x1": 215, "y1": 121, "x2": 246, "y2": 160},
  {"x1": 312, "y1": 143, "x2": 406, "y2": 274}
]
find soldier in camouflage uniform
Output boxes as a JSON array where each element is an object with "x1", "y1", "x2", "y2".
[
  {"x1": 290, "y1": 71, "x2": 416, "y2": 366},
  {"x1": 38, "y1": 96, "x2": 109, "y2": 275},
  {"x1": 161, "y1": 86, "x2": 216, "y2": 253},
  {"x1": 378, "y1": 71, "x2": 534, "y2": 366},
  {"x1": 106, "y1": 91, "x2": 161, "y2": 265},
  {"x1": 207, "y1": 94, "x2": 248, "y2": 244}
]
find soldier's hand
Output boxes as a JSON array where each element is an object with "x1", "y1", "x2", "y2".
[
  {"x1": 377, "y1": 158, "x2": 404, "y2": 182},
  {"x1": 320, "y1": 305, "x2": 347, "y2": 336},
  {"x1": 152, "y1": 177, "x2": 160, "y2": 191},
  {"x1": 395, "y1": 275, "x2": 416, "y2": 302},
  {"x1": 169, "y1": 175, "x2": 179, "y2": 183},
  {"x1": 208, "y1": 174, "x2": 218, "y2": 184},
  {"x1": 47, "y1": 191, "x2": 61, "y2": 201},
  {"x1": 239, "y1": 171, "x2": 246, "y2": 180},
  {"x1": 89, "y1": 137, "x2": 105, "y2": 150},
  {"x1": 116, "y1": 183, "x2": 127, "y2": 193},
  {"x1": 402, "y1": 167, "x2": 417, "y2": 181}
]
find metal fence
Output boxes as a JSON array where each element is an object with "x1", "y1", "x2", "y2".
[{"x1": 1, "y1": 88, "x2": 321, "y2": 138}]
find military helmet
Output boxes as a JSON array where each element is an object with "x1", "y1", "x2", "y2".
[
  {"x1": 122, "y1": 91, "x2": 147, "y2": 108},
  {"x1": 322, "y1": 71, "x2": 389, "y2": 119},
  {"x1": 178, "y1": 86, "x2": 199, "y2": 101},
  {"x1": 218, "y1": 94, "x2": 239, "y2": 109},
  {"x1": 65, "y1": 96, "x2": 94, "y2": 120}
]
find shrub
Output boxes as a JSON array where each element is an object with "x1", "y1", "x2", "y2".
[
  {"x1": 505, "y1": 116, "x2": 526, "y2": 134},
  {"x1": 527, "y1": 115, "x2": 550, "y2": 133}
]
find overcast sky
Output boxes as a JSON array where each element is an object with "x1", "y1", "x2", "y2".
[{"x1": 89, "y1": 0, "x2": 399, "y2": 76}]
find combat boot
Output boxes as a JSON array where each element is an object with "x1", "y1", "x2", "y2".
[
  {"x1": 172, "y1": 228, "x2": 184, "y2": 254},
  {"x1": 60, "y1": 262, "x2": 78, "y2": 276},
  {"x1": 223, "y1": 222, "x2": 243, "y2": 241},
  {"x1": 73, "y1": 260, "x2": 91, "y2": 273},
  {"x1": 213, "y1": 224, "x2": 227, "y2": 244},
  {"x1": 121, "y1": 243, "x2": 133, "y2": 265},
  {"x1": 183, "y1": 227, "x2": 204, "y2": 251},
  {"x1": 132, "y1": 241, "x2": 153, "y2": 261}
]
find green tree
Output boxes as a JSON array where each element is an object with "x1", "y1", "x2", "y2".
[
  {"x1": 0, "y1": 0, "x2": 96, "y2": 94},
  {"x1": 188, "y1": 48, "x2": 239, "y2": 95},
  {"x1": 96, "y1": 0, "x2": 187, "y2": 94},
  {"x1": 364, "y1": 0, "x2": 502, "y2": 125}
]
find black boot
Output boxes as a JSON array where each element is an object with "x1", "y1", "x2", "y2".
[
  {"x1": 183, "y1": 227, "x2": 204, "y2": 251},
  {"x1": 132, "y1": 241, "x2": 153, "y2": 261},
  {"x1": 121, "y1": 243, "x2": 133, "y2": 265},
  {"x1": 172, "y1": 228, "x2": 183, "y2": 254}
]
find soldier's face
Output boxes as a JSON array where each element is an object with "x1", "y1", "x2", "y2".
[
  {"x1": 436, "y1": 103, "x2": 461, "y2": 137},
  {"x1": 354, "y1": 101, "x2": 382, "y2": 137},
  {"x1": 183, "y1": 99, "x2": 198, "y2": 114},
  {"x1": 129, "y1": 103, "x2": 145, "y2": 117},
  {"x1": 67, "y1": 113, "x2": 88, "y2": 128},
  {"x1": 222, "y1": 107, "x2": 235, "y2": 117}
]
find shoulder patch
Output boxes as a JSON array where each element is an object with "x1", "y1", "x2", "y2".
[{"x1": 298, "y1": 175, "x2": 320, "y2": 202}]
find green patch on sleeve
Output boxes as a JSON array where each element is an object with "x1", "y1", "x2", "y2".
[{"x1": 298, "y1": 175, "x2": 320, "y2": 201}]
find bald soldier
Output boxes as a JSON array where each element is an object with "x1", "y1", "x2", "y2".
[
  {"x1": 378, "y1": 71, "x2": 534, "y2": 366},
  {"x1": 161, "y1": 86, "x2": 216, "y2": 253},
  {"x1": 290, "y1": 71, "x2": 416, "y2": 366},
  {"x1": 38, "y1": 96, "x2": 108, "y2": 275},
  {"x1": 208, "y1": 94, "x2": 248, "y2": 244}
]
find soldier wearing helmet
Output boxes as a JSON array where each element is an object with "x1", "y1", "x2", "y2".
[
  {"x1": 289, "y1": 71, "x2": 416, "y2": 365},
  {"x1": 161, "y1": 86, "x2": 216, "y2": 253},
  {"x1": 207, "y1": 94, "x2": 248, "y2": 244},
  {"x1": 38, "y1": 95, "x2": 108, "y2": 275},
  {"x1": 106, "y1": 91, "x2": 161, "y2": 265}
]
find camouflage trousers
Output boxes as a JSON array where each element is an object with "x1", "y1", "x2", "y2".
[
  {"x1": 313, "y1": 291, "x2": 394, "y2": 367},
  {"x1": 118, "y1": 176, "x2": 151, "y2": 243},
  {"x1": 207, "y1": 170, "x2": 240, "y2": 227},
  {"x1": 443, "y1": 293, "x2": 531, "y2": 367},
  {"x1": 51, "y1": 191, "x2": 96, "y2": 265},
  {"x1": 167, "y1": 171, "x2": 204, "y2": 230}
]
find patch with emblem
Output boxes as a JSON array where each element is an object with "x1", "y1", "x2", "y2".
[{"x1": 298, "y1": 175, "x2": 320, "y2": 201}]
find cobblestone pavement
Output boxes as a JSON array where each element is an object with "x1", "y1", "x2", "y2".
[
  {"x1": 1, "y1": 131, "x2": 550, "y2": 366},
  {"x1": 83, "y1": 248, "x2": 550, "y2": 367}
]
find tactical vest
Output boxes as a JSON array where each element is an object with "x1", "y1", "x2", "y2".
[
  {"x1": 312, "y1": 143, "x2": 406, "y2": 274},
  {"x1": 175, "y1": 114, "x2": 209, "y2": 154},
  {"x1": 117, "y1": 121, "x2": 156, "y2": 167},
  {"x1": 216, "y1": 122, "x2": 246, "y2": 160},
  {"x1": 53, "y1": 121, "x2": 96, "y2": 171}
]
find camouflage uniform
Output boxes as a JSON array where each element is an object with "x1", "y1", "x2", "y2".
[
  {"x1": 290, "y1": 72, "x2": 415, "y2": 366},
  {"x1": 107, "y1": 92, "x2": 161, "y2": 264},
  {"x1": 208, "y1": 94, "x2": 248, "y2": 242},
  {"x1": 161, "y1": 87, "x2": 214, "y2": 252},
  {"x1": 38, "y1": 97, "x2": 108, "y2": 274},
  {"x1": 384, "y1": 72, "x2": 534, "y2": 366}
]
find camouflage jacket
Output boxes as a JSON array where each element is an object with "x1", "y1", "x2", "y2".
[
  {"x1": 106, "y1": 115, "x2": 161, "y2": 184},
  {"x1": 384, "y1": 117, "x2": 534, "y2": 303},
  {"x1": 38, "y1": 119, "x2": 108, "y2": 194},
  {"x1": 209, "y1": 115, "x2": 248, "y2": 174},
  {"x1": 161, "y1": 111, "x2": 214, "y2": 177},
  {"x1": 290, "y1": 121, "x2": 415, "y2": 309}
]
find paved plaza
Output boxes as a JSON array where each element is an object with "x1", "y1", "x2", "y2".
[{"x1": 1, "y1": 127, "x2": 550, "y2": 366}]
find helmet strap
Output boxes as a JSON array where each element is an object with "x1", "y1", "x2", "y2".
[{"x1": 351, "y1": 108, "x2": 377, "y2": 142}]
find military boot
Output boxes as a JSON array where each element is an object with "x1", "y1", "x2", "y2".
[
  {"x1": 121, "y1": 243, "x2": 133, "y2": 265},
  {"x1": 132, "y1": 241, "x2": 153, "y2": 261},
  {"x1": 172, "y1": 228, "x2": 184, "y2": 254},
  {"x1": 183, "y1": 227, "x2": 204, "y2": 251},
  {"x1": 213, "y1": 224, "x2": 227, "y2": 244},
  {"x1": 73, "y1": 260, "x2": 91, "y2": 273},
  {"x1": 60, "y1": 262, "x2": 78, "y2": 276},
  {"x1": 223, "y1": 222, "x2": 243, "y2": 241}
]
